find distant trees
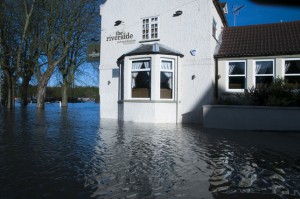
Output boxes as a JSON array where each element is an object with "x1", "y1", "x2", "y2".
[
  {"x1": 21, "y1": 85, "x2": 99, "y2": 102},
  {"x1": 0, "y1": 0, "x2": 101, "y2": 109}
]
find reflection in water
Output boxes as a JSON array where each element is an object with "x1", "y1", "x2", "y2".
[
  {"x1": 86, "y1": 122, "x2": 212, "y2": 199},
  {"x1": 0, "y1": 103, "x2": 300, "y2": 199}
]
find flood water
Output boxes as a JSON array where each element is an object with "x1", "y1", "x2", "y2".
[{"x1": 0, "y1": 103, "x2": 300, "y2": 199}]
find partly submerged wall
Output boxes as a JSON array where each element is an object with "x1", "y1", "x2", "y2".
[{"x1": 203, "y1": 105, "x2": 300, "y2": 131}]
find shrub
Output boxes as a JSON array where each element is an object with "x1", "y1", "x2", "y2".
[{"x1": 218, "y1": 77, "x2": 300, "y2": 107}]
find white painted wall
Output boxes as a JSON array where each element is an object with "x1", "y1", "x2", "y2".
[
  {"x1": 100, "y1": 0, "x2": 227, "y2": 123},
  {"x1": 203, "y1": 105, "x2": 300, "y2": 131},
  {"x1": 122, "y1": 102, "x2": 177, "y2": 123}
]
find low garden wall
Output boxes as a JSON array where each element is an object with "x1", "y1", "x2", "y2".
[{"x1": 203, "y1": 105, "x2": 300, "y2": 131}]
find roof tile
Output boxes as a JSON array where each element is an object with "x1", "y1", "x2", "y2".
[{"x1": 215, "y1": 20, "x2": 300, "y2": 58}]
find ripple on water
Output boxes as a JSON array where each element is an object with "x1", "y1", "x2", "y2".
[{"x1": 1, "y1": 106, "x2": 300, "y2": 198}]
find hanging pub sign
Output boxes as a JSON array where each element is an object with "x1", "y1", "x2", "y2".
[
  {"x1": 106, "y1": 31, "x2": 135, "y2": 44},
  {"x1": 87, "y1": 43, "x2": 100, "y2": 62}
]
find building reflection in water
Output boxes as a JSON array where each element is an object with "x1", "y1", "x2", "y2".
[
  {"x1": 86, "y1": 119, "x2": 300, "y2": 199},
  {"x1": 0, "y1": 103, "x2": 300, "y2": 199}
]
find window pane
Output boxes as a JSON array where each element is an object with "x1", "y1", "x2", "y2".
[
  {"x1": 142, "y1": 17, "x2": 159, "y2": 40},
  {"x1": 160, "y1": 72, "x2": 172, "y2": 99},
  {"x1": 132, "y1": 71, "x2": 150, "y2": 88},
  {"x1": 132, "y1": 60, "x2": 151, "y2": 98},
  {"x1": 161, "y1": 61, "x2": 172, "y2": 70},
  {"x1": 132, "y1": 71, "x2": 151, "y2": 98},
  {"x1": 285, "y1": 60, "x2": 300, "y2": 74},
  {"x1": 228, "y1": 62, "x2": 245, "y2": 75},
  {"x1": 132, "y1": 61, "x2": 150, "y2": 70},
  {"x1": 285, "y1": 76, "x2": 300, "y2": 88},
  {"x1": 229, "y1": 77, "x2": 245, "y2": 89},
  {"x1": 256, "y1": 76, "x2": 273, "y2": 87},
  {"x1": 256, "y1": 61, "x2": 273, "y2": 74}
]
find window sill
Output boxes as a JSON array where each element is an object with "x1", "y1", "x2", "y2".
[
  {"x1": 139, "y1": 39, "x2": 160, "y2": 43},
  {"x1": 119, "y1": 100, "x2": 176, "y2": 104},
  {"x1": 224, "y1": 89, "x2": 245, "y2": 93}
]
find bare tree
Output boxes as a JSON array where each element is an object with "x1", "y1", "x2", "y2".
[
  {"x1": 59, "y1": 40, "x2": 86, "y2": 107},
  {"x1": 57, "y1": 0, "x2": 100, "y2": 107},
  {"x1": 0, "y1": 0, "x2": 102, "y2": 108},
  {"x1": 34, "y1": 0, "x2": 100, "y2": 108},
  {"x1": 19, "y1": 37, "x2": 39, "y2": 106},
  {"x1": 0, "y1": 0, "x2": 36, "y2": 108}
]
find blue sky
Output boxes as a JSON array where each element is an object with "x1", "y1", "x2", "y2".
[{"x1": 224, "y1": 0, "x2": 300, "y2": 26}]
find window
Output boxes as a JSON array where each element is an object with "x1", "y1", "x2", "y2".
[
  {"x1": 131, "y1": 60, "x2": 151, "y2": 98},
  {"x1": 142, "y1": 17, "x2": 159, "y2": 40},
  {"x1": 212, "y1": 19, "x2": 217, "y2": 38},
  {"x1": 228, "y1": 61, "x2": 246, "y2": 90},
  {"x1": 160, "y1": 60, "x2": 173, "y2": 99},
  {"x1": 284, "y1": 59, "x2": 300, "y2": 88},
  {"x1": 255, "y1": 60, "x2": 274, "y2": 88}
]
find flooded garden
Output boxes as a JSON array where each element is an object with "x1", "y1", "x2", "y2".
[{"x1": 0, "y1": 103, "x2": 300, "y2": 199}]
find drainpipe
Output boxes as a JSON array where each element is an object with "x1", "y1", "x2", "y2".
[
  {"x1": 176, "y1": 56, "x2": 179, "y2": 123},
  {"x1": 214, "y1": 57, "x2": 219, "y2": 102}
]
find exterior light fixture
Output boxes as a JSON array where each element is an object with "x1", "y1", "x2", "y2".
[
  {"x1": 173, "y1": 10, "x2": 182, "y2": 17},
  {"x1": 190, "y1": 49, "x2": 197, "y2": 56},
  {"x1": 192, "y1": 75, "x2": 196, "y2": 80},
  {"x1": 114, "y1": 20, "x2": 122, "y2": 26}
]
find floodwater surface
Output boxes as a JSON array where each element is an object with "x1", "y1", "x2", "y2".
[{"x1": 0, "y1": 103, "x2": 300, "y2": 199}]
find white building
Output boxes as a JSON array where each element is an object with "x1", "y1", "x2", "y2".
[
  {"x1": 99, "y1": 0, "x2": 228, "y2": 123},
  {"x1": 215, "y1": 21, "x2": 300, "y2": 98}
]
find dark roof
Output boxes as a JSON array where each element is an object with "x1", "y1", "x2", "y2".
[
  {"x1": 117, "y1": 43, "x2": 184, "y2": 62},
  {"x1": 215, "y1": 20, "x2": 300, "y2": 58}
]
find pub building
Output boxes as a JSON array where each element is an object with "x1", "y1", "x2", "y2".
[{"x1": 99, "y1": 0, "x2": 300, "y2": 124}]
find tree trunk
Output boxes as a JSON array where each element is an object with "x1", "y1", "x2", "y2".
[
  {"x1": 20, "y1": 78, "x2": 30, "y2": 106},
  {"x1": 6, "y1": 75, "x2": 15, "y2": 109},
  {"x1": 36, "y1": 66, "x2": 54, "y2": 108},
  {"x1": 61, "y1": 84, "x2": 68, "y2": 107},
  {"x1": 36, "y1": 84, "x2": 46, "y2": 108}
]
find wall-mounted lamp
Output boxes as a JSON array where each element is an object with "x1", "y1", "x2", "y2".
[
  {"x1": 192, "y1": 75, "x2": 196, "y2": 80},
  {"x1": 217, "y1": 75, "x2": 221, "y2": 79},
  {"x1": 190, "y1": 49, "x2": 197, "y2": 56},
  {"x1": 108, "y1": 80, "x2": 111, "y2": 85},
  {"x1": 114, "y1": 20, "x2": 122, "y2": 26},
  {"x1": 173, "y1": 10, "x2": 183, "y2": 17}
]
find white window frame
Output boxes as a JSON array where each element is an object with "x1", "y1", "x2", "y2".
[
  {"x1": 226, "y1": 60, "x2": 246, "y2": 92},
  {"x1": 254, "y1": 59, "x2": 274, "y2": 87},
  {"x1": 130, "y1": 58, "x2": 151, "y2": 100},
  {"x1": 283, "y1": 58, "x2": 300, "y2": 86},
  {"x1": 160, "y1": 59, "x2": 175, "y2": 100},
  {"x1": 142, "y1": 16, "x2": 159, "y2": 41}
]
